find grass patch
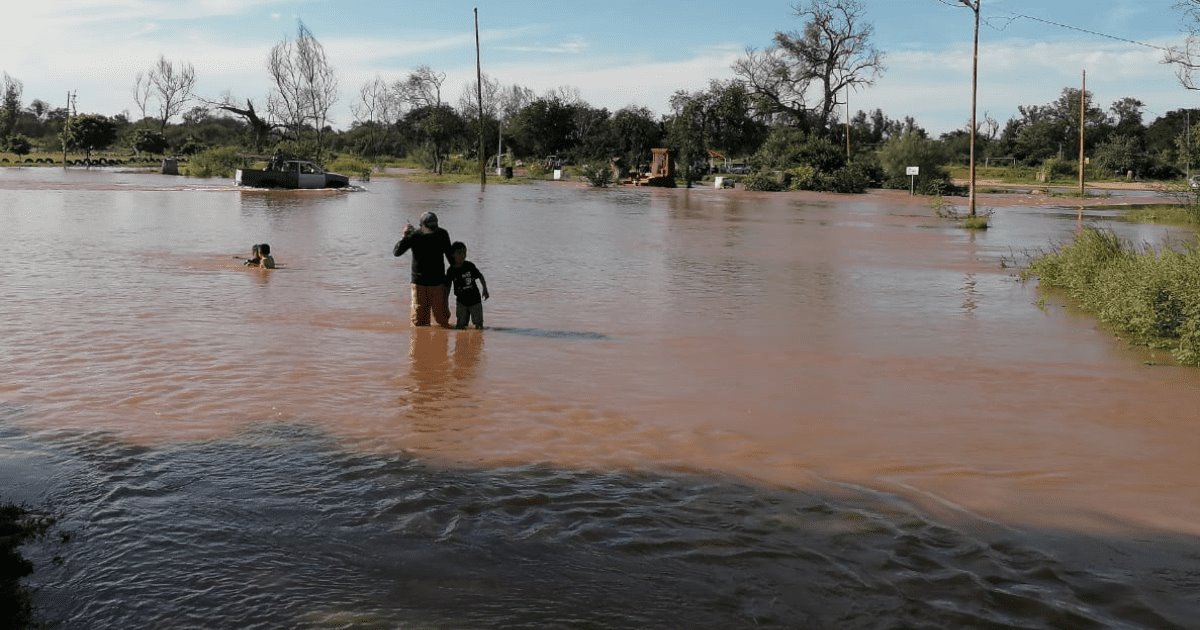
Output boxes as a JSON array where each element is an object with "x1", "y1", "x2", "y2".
[
  {"x1": 1, "y1": 503, "x2": 56, "y2": 629},
  {"x1": 932, "y1": 196, "x2": 991, "y2": 229},
  {"x1": 1118, "y1": 204, "x2": 1200, "y2": 225},
  {"x1": 1021, "y1": 227, "x2": 1200, "y2": 366},
  {"x1": 395, "y1": 171, "x2": 522, "y2": 185}
]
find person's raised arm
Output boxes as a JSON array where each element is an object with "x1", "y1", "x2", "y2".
[{"x1": 393, "y1": 224, "x2": 416, "y2": 257}]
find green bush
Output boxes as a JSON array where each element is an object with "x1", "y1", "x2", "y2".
[
  {"x1": 182, "y1": 146, "x2": 242, "y2": 178},
  {"x1": 742, "y1": 171, "x2": 785, "y2": 192},
  {"x1": 878, "y1": 131, "x2": 950, "y2": 194},
  {"x1": 1023, "y1": 227, "x2": 1200, "y2": 365},
  {"x1": 1039, "y1": 157, "x2": 1077, "y2": 182},
  {"x1": 582, "y1": 166, "x2": 613, "y2": 187},
  {"x1": 784, "y1": 165, "x2": 817, "y2": 191},
  {"x1": 326, "y1": 155, "x2": 373, "y2": 180}
]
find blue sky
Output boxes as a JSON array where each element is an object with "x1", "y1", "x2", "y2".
[{"x1": 1, "y1": 0, "x2": 1196, "y2": 135}]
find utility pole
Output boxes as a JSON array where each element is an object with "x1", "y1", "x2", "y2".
[
  {"x1": 474, "y1": 7, "x2": 486, "y2": 187},
  {"x1": 1079, "y1": 69, "x2": 1086, "y2": 196},
  {"x1": 960, "y1": 0, "x2": 980, "y2": 217},
  {"x1": 845, "y1": 85, "x2": 851, "y2": 160}
]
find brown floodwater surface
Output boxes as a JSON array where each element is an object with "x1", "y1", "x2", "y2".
[{"x1": 3, "y1": 167, "x2": 1199, "y2": 627}]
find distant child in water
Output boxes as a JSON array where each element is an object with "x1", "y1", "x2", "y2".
[
  {"x1": 257, "y1": 243, "x2": 276, "y2": 269},
  {"x1": 244, "y1": 243, "x2": 275, "y2": 269},
  {"x1": 447, "y1": 241, "x2": 489, "y2": 329}
]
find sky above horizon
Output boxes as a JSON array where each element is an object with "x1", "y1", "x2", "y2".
[{"x1": 2, "y1": 0, "x2": 1198, "y2": 135}]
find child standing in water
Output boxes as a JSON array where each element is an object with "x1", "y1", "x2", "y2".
[
  {"x1": 446, "y1": 241, "x2": 489, "y2": 329},
  {"x1": 257, "y1": 243, "x2": 275, "y2": 269},
  {"x1": 243, "y1": 243, "x2": 275, "y2": 269}
]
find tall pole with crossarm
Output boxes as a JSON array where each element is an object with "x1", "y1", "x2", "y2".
[{"x1": 960, "y1": 0, "x2": 980, "y2": 217}]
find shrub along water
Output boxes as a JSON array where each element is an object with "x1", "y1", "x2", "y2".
[{"x1": 1022, "y1": 227, "x2": 1200, "y2": 366}]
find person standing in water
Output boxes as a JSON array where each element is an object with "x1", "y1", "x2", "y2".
[
  {"x1": 393, "y1": 211, "x2": 453, "y2": 327},
  {"x1": 446, "y1": 241, "x2": 489, "y2": 329}
]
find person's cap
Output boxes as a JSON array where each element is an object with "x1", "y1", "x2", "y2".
[{"x1": 420, "y1": 211, "x2": 438, "y2": 227}]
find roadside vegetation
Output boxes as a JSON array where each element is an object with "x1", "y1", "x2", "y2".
[{"x1": 1021, "y1": 227, "x2": 1200, "y2": 366}]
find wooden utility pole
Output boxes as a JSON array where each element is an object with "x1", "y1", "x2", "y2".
[
  {"x1": 1079, "y1": 70, "x2": 1086, "y2": 196},
  {"x1": 960, "y1": 0, "x2": 980, "y2": 217},
  {"x1": 845, "y1": 86, "x2": 851, "y2": 160},
  {"x1": 474, "y1": 7, "x2": 486, "y2": 186}
]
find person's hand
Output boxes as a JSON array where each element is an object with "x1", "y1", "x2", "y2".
[
  {"x1": 483, "y1": 291, "x2": 490, "y2": 301},
  {"x1": 403, "y1": 223, "x2": 415, "y2": 237}
]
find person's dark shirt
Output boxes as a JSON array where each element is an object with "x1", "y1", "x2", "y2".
[
  {"x1": 447, "y1": 261, "x2": 485, "y2": 306},
  {"x1": 393, "y1": 227, "x2": 453, "y2": 285}
]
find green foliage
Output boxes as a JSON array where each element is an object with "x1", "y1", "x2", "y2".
[
  {"x1": 742, "y1": 171, "x2": 785, "y2": 191},
  {"x1": 582, "y1": 165, "x2": 613, "y2": 187},
  {"x1": 1023, "y1": 227, "x2": 1200, "y2": 365},
  {"x1": 274, "y1": 139, "x2": 321, "y2": 162},
  {"x1": 182, "y1": 146, "x2": 242, "y2": 178},
  {"x1": 752, "y1": 127, "x2": 844, "y2": 172},
  {"x1": 961, "y1": 215, "x2": 990, "y2": 230},
  {"x1": 5, "y1": 134, "x2": 31, "y2": 156},
  {"x1": 62, "y1": 114, "x2": 119, "y2": 159},
  {"x1": 878, "y1": 131, "x2": 950, "y2": 194},
  {"x1": 131, "y1": 128, "x2": 169, "y2": 155},
  {"x1": 784, "y1": 165, "x2": 817, "y2": 191},
  {"x1": 325, "y1": 154, "x2": 373, "y2": 180},
  {"x1": 1039, "y1": 156, "x2": 1078, "y2": 181}
]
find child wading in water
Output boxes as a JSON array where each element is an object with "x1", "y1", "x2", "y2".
[
  {"x1": 447, "y1": 241, "x2": 489, "y2": 329},
  {"x1": 244, "y1": 243, "x2": 275, "y2": 269}
]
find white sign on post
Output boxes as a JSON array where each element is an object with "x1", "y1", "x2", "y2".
[
  {"x1": 906, "y1": 166, "x2": 919, "y2": 195},
  {"x1": 905, "y1": 166, "x2": 920, "y2": 176}
]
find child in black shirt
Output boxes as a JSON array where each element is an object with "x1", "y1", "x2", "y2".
[{"x1": 446, "y1": 241, "x2": 489, "y2": 329}]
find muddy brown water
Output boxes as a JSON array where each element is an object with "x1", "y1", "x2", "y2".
[{"x1": 2, "y1": 167, "x2": 1199, "y2": 628}]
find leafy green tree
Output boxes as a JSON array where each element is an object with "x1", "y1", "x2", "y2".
[
  {"x1": 62, "y1": 114, "x2": 118, "y2": 161},
  {"x1": 6, "y1": 133, "x2": 31, "y2": 156},
  {"x1": 877, "y1": 131, "x2": 949, "y2": 194},
  {"x1": 509, "y1": 96, "x2": 577, "y2": 159},
  {"x1": 1093, "y1": 134, "x2": 1146, "y2": 178},
  {"x1": 132, "y1": 128, "x2": 169, "y2": 156},
  {"x1": 705, "y1": 80, "x2": 768, "y2": 161},
  {"x1": 407, "y1": 104, "x2": 466, "y2": 174},
  {"x1": 610, "y1": 106, "x2": 663, "y2": 174},
  {"x1": 0, "y1": 73, "x2": 21, "y2": 140},
  {"x1": 665, "y1": 90, "x2": 708, "y2": 186}
]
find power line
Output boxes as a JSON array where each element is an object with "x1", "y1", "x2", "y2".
[
  {"x1": 933, "y1": 0, "x2": 1174, "y2": 53},
  {"x1": 989, "y1": 11, "x2": 1172, "y2": 52}
]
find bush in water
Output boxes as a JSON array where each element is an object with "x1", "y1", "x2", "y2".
[
  {"x1": 183, "y1": 146, "x2": 242, "y2": 178},
  {"x1": 1023, "y1": 227, "x2": 1200, "y2": 366}
]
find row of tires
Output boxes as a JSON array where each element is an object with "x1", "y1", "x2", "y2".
[{"x1": 0, "y1": 157, "x2": 147, "y2": 166}]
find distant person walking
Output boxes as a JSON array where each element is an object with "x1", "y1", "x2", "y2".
[{"x1": 393, "y1": 211, "x2": 453, "y2": 327}]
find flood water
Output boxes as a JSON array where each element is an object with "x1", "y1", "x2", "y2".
[{"x1": 3, "y1": 167, "x2": 1200, "y2": 628}]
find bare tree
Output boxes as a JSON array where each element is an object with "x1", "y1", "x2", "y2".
[
  {"x1": 733, "y1": 0, "x2": 884, "y2": 131},
  {"x1": 148, "y1": 55, "x2": 196, "y2": 133},
  {"x1": 268, "y1": 20, "x2": 339, "y2": 155},
  {"x1": 1166, "y1": 1, "x2": 1200, "y2": 89},
  {"x1": 202, "y1": 91, "x2": 277, "y2": 151},
  {"x1": 353, "y1": 74, "x2": 405, "y2": 125},
  {"x1": 458, "y1": 73, "x2": 501, "y2": 120},
  {"x1": 132, "y1": 71, "x2": 152, "y2": 123},
  {"x1": 399, "y1": 65, "x2": 446, "y2": 108}
]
